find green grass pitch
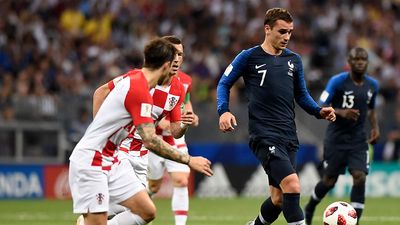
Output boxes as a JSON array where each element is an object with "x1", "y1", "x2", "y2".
[{"x1": 0, "y1": 197, "x2": 399, "y2": 225}]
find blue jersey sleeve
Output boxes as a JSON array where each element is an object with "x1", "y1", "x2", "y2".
[
  {"x1": 367, "y1": 76, "x2": 379, "y2": 109},
  {"x1": 319, "y1": 74, "x2": 344, "y2": 106},
  {"x1": 293, "y1": 55, "x2": 322, "y2": 118},
  {"x1": 217, "y1": 49, "x2": 251, "y2": 116}
]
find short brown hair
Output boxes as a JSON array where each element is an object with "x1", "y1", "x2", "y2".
[
  {"x1": 162, "y1": 35, "x2": 182, "y2": 45},
  {"x1": 143, "y1": 38, "x2": 176, "y2": 69},
  {"x1": 264, "y1": 8, "x2": 293, "y2": 27}
]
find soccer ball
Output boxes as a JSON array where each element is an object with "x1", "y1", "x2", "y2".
[{"x1": 323, "y1": 201, "x2": 358, "y2": 225}]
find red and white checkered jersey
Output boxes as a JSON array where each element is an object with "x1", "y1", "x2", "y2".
[
  {"x1": 114, "y1": 75, "x2": 186, "y2": 156},
  {"x1": 69, "y1": 69, "x2": 153, "y2": 171},
  {"x1": 158, "y1": 71, "x2": 193, "y2": 146}
]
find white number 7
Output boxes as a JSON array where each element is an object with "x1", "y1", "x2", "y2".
[{"x1": 258, "y1": 69, "x2": 267, "y2": 86}]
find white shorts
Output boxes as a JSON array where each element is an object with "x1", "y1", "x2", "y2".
[
  {"x1": 147, "y1": 144, "x2": 190, "y2": 180},
  {"x1": 118, "y1": 150, "x2": 148, "y2": 186},
  {"x1": 69, "y1": 159, "x2": 145, "y2": 214}
]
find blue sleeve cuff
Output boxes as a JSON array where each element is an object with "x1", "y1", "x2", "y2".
[
  {"x1": 314, "y1": 106, "x2": 322, "y2": 119},
  {"x1": 218, "y1": 107, "x2": 230, "y2": 116}
]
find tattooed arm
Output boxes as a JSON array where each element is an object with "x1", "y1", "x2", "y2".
[
  {"x1": 137, "y1": 122, "x2": 213, "y2": 176},
  {"x1": 138, "y1": 122, "x2": 190, "y2": 163}
]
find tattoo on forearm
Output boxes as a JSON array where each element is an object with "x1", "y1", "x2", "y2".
[{"x1": 137, "y1": 123, "x2": 189, "y2": 164}]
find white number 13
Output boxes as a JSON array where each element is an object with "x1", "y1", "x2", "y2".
[
  {"x1": 342, "y1": 95, "x2": 355, "y2": 108},
  {"x1": 258, "y1": 69, "x2": 267, "y2": 86}
]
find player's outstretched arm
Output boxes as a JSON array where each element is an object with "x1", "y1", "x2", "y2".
[
  {"x1": 219, "y1": 112, "x2": 237, "y2": 132},
  {"x1": 137, "y1": 122, "x2": 213, "y2": 177},
  {"x1": 93, "y1": 83, "x2": 111, "y2": 118},
  {"x1": 319, "y1": 107, "x2": 336, "y2": 122}
]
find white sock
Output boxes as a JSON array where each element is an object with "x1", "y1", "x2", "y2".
[
  {"x1": 172, "y1": 187, "x2": 189, "y2": 225},
  {"x1": 107, "y1": 210, "x2": 146, "y2": 225},
  {"x1": 108, "y1": 204, "x2": 128, "y2": 217},
  {"x1": 288, "y1": 220, "x2": 305, "y2": 225}
]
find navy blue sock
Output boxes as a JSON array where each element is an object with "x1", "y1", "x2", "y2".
[
  {"x1": 282, "y1": 193, "x2": 304, "y2": 223},
  {"x1": 254, "y1": 197, "x2": 281, "y2": 225},
  {"x1": 307, "y1": 181, "x2": 333, "y2": 209},
  {"x1": 350, "y1": 184, "x2": 365, "y2": 224}
]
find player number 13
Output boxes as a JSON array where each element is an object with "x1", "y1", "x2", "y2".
[
  {"x1": 258, "y1": 69, "x2": 267, "y2": 86},
  {"x1": 342, "y1": 95, "x2": 355, "y2": 108}
]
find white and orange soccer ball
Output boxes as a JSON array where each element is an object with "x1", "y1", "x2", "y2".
[{"x1": 323, "y1": 201, "x2": 358, "y2": 225}]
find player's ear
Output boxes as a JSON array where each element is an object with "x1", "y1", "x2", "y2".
[
  {"x1": 163, "y1": 61, "x2": 171, "y2": 70},
  {"x1": 264, "y1": 24, "x2": 271, "y2": 34}
]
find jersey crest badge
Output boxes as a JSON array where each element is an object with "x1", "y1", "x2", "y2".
[
  {"x1": 288, "y1": 60, "x2": 294, "y2": 77},
  {"x1": 96, "y1": 193, "x2": 105, "y2": 205},
  {"x1": 168, "y1": 96, "x2": 178, "y2": 109},
  {"x1": 367, "y1": 89, "x2": 373, "y2": 104}
]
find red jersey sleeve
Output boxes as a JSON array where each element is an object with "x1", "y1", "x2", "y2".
[
  {"x1": 109, "y1": 70, "x2": 136, "y2": 90},
  {"x1": 124, "y1": 75, "x2": 154, "y2": 126}
]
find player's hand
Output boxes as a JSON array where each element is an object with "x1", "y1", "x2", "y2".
[
  {"x1": 341, "y1": 109, "x2": 360, "y2": 121},
  {"x1": 181, "y1": 111, "x2": 196, "y2": 127},
  {"x1": 320, "y1": 107, "x2": 336, "y2": 122},
  {"x1": 219, "y1": 112, "x2": 237, "y2": 132},
  {"x1": 188, "y1": 156, "x2": 213, "y2": 177},
  {"x1": 192, "y1": 113, "x2": 199, "y2": 127},
  {"x1": 368, "y1": 128, "x2": 380, "y2": 144}
]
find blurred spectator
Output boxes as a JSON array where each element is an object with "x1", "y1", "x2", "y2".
[
  {"x1": 0, "y1": 0, "x2": 399, "y2": 155},
  {"x1": 67, "y1": 107, "x2": 91, "y2": 147}
]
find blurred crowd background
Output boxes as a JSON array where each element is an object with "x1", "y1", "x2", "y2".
[{"x1": 0, "y1": 0, "x2": 399, "y2": 163}]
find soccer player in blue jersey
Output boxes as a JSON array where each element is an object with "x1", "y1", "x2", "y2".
[
  {"x1": 304, "y1": 47, "x2": 380, "y2": 225},
  {"x1": 216, "y1": 8, "x2": 336, "y2": 225}
]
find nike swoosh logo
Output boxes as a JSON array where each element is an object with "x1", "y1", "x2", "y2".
[
  {"x1": 255, "y1": 64, "x2": 266, "y2": 69},
  {"x1": 344, "y1": 91, "x2": 353, "y2": 95}
]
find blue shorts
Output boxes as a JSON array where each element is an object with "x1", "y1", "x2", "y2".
[
  {"x1": 323, "y1": 145, "x2": 370, "y2": 175},
  {"x1": 249, "y1": 138, "x2": 298, "y2": 189}
]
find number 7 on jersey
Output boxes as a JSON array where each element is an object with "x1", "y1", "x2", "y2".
[{"x1": 258, "y1": 69, "x2": 267, "y2": 86}]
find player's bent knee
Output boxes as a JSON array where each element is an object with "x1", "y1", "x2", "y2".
[
  {"x1": 172, "y1": 178, "x2": 188, "y2": 187},
  {"x1": 351, "y1": 171, "x2": 366, "y2": 185},
  {"x1": 148, "y1": 180, "x2": 162, "y2": 193},
  {"x1": 322, "y1": 175, "x2": 338, "y2": 187},
  {"x1": 142, "y1": 205, "x2": 157, "y2": 222},
  {"x1": 281, "y1": 179, "x2": 301, "y2": 193}
]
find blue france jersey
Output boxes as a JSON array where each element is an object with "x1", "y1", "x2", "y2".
[
  {"x1": 319, "y1": 72, "x2": 379, "y2": 149},
  {"x1": 217, "y1": 46, "x2": 321, "y2": 141}
]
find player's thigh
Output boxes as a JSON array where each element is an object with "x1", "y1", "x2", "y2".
[
  {"x1": 347, "y1": 147, "x2": 370, "y2": 174},
  {"x1": 121, "y1": 151, "x2": 149, "y2": 187},
  {"x1": 119, "y1": 189, "x2": 156, "y2": 219},
  {"x1": 323, "y1": 145, "x2": 347, "y2": 175},
  {"x1": 69, "y1": 161, "x2": 109, "y2": 214},
  {"x1": 147, "y1": 152, "x2": 166, "y2": 180},
  {"x1": 250, "y1": 139, "x2": 296, "y2": 189},
  {"x1": 108, "y1": 159, "x2": 146, "y2": 205}
]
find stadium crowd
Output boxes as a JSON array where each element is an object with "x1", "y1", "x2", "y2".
[{"x1": 0, "y1": 0, "x2": 399, "y2": 161}]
